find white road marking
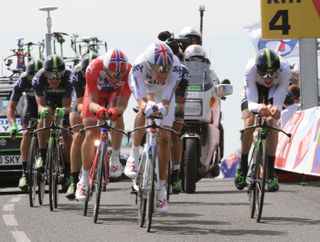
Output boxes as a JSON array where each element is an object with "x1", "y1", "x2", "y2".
[
  {"x1": 3, "y1": 214, "x2": 18, "y2": 226},
  {"x1": 12, "y1": 231, "x2": 31, "y2": 242},
  {"x1": 10, "y1": 197, "x2": 22, "y2": 203},
  {"x1": 3, "y1": 203, "x2": 15, "y2": 212}
]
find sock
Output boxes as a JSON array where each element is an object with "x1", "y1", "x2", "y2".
[
  {"x1": 112, "y1": 149, "x2": 120, "y2": 162},
  {"x1": 81, "y1": 167, "x2": 89, "y2": 183},
  {"x1": 72, "y1": 172, "x2": 80, "y2": 185},
  {"x1": 40, "y1": 148, "x2": 47, "y2": 162},
  {"x1": 268, "y1": 156, "x2": 276, "y2": 178},
  {"x1": 132, "y1": 146, "x2": 139, "y2": 153},
  {"x1": 160, "y1": 179, "x2": 166, "y2": 187},
  {"x1": 22, "y1": 161, "x2": 27, "y2": 173},
  {"x1": 240, "y1": 154, "x2": 248, "y2": 172},
  {"x1": 173, "y1": 164, "x2": 180, "y2": 171}
]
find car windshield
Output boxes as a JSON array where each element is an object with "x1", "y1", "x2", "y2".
[{"x1": 0, "y1": 93, "x2": 23, "y2": 117}]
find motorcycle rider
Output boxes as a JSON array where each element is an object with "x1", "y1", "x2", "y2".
[
  {"x1": 6, "y1": 59, "x2": 43, "y2": 191},
  {"x1": 178, "y1": 26, "x2": 202, "y2": 50},
  {"x1": 235, "y1": 48, "x2": 291, "y2": 192}
]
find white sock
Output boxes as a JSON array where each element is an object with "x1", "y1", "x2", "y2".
[
  {"x1": 173, "y1": 164, "x2": 180, "y2": 170},
  {"x1": 81, "y1": 168, "x2": 89, "y2": 183},
  {"x1": 112, "y1": 149, "x2": 120, "y2": 162},
  {"x1": 160, "y1": 179, "x2": 166, "y2": 188},
  {"x1": 132, "y1": 146, "x2": 140, "y2": 153}
]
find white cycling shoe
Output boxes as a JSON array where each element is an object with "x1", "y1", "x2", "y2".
[
  {"x1": 124, "y1": 150, "x2": 139, "y2": 179},
  {"x1": 156, "y1": 186, "x2": 169, "y2": 214}
]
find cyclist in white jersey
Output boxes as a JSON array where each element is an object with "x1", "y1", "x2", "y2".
[
  {"x1": 235, "y1": 48, "x2": 291, "y2": 192},
  {"x1": 124, "y1": 42, "x2": 181, "y2": 213}
]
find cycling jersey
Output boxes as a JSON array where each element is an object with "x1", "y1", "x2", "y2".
[
  {"x1": 10, "y1": 72, "x2": 37, "y2": 125},
  {"x1": 32, "y1": 68, "x2": 73, "y2": 109},
  {"x1": 130, "y1": 54, "x2": 181, "y2": 126},
  {"x1": 70, "y1": 64, "x2": 85, "y2": 112},
  {"x1": 175, "y1": 64, "x2": 190, "y2": 99},
  {"x1": 241, "y1": 58, "x2": 291, "y2": 113},
  {"x1": 82, "y1": 58, "x2": 132, "y2": 119}
]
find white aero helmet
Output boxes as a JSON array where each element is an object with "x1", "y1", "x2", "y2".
[
  {"x1": 184, "y1": 44, "x2": 207, "y2": 61},
  {"x1": 178, "y1": 26, "x2": 201, "y2": 39},
  {"x1": 144, "y1": 42, "x2": 174, "y2": 73}
]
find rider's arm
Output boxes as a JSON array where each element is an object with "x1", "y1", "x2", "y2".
[
  {"x1": 272, "y1": 61, "x2": 292, "y2": 111},
  {"x1": 62, "y1": 98, "x2": 72, "y2": 114},
  {"x1": 245, "y1": 61, "x2": 260, "y2": 113},
  {"x1": 6, "y1": 100, "x2": 18, "y2": 124}
]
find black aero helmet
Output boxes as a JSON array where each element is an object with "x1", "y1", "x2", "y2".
[
  {"x1": 80, "y1": 52, "x2": 98, "y2": 72},
  {"x1": 255, "y1": 48, "x2": 280, "y2": 76},
  {"x1": 26, "y1": 59, "x2": 43, "y2": 76},
  {"x1": 44, "y1": 54, "x2": 65, "y2": 72}
]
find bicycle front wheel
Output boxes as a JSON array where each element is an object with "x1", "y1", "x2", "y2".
[
  {"x1": 27, "y1": 136, "x2": 38, "y2": 207},
  {"x1": 138, "y1": 153, "x2": 147, "y2": 227},
  {"x1": 93, "y1": 144, "x2": 106, "y2": 223},
  {"x1": 146, "y1": 146, "x2": 156, "y2": 232},
  {"x1": 47, "y1": 137, "x2": 59, "y2": 211},
  {"x1": 255, "y1": 140, "x2": 267, "y2": 222}
]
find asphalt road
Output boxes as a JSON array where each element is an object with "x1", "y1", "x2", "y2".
[{"x1": 1, "y1": 178, "x2": 320, "y2": 242}]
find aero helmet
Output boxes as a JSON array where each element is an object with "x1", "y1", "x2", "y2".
[
  {"x1": 80, "y1": 52, "x2": 99, "y2": 72},
  {"x1": 255, "y1": 48, "x2": 280, "y2": 76},
  {"x1": 144, "y1": 42, "x2": 174, "y2": 73},
  {"x1": 102, "y1": 49, "x2": 128, "y2": 79},
  {"x1": 26, "y1": 58, "x2": 43, "y2": 76}
]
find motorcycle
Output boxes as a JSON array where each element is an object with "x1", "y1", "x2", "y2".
[{"x1": 181, "y1": 60, "x2": 233, "y2": 193}]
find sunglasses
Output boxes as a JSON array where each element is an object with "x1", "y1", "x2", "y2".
[
  {"x1": 45, "y1": 70, "x2": 65, "y2": 80},
  {"x1": 257, "y1": 70, "x2": 278, "y2": 79},
  {"x1": 105, "y1": 69, "x2": 126, "y2": 79},
  {"x1": 148, "y1": 62, "x2": 172, "y2": 73}
]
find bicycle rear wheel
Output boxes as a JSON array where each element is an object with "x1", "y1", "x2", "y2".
[
  {"x1": 138, "y1": 153, "x2": 147, "y2": 227},
  {"x1": 146, "y1": 146, "x2": 156, "y2": 232},
  {"x1": 93, "y1": 144, "x2": 106, "y2": 223},
  {"x1": 255, "y1": 140, "x2": 267, "y2": 222},
  {"x1": 27, "y1": 136, "x2": 38, "y2": 207}
]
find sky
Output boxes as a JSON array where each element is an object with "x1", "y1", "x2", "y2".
[{"x1": 0, "y1": 0, "x2": 263, "y2": 157}]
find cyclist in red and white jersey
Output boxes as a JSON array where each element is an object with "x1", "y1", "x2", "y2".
[
  {"x1": 124, "y1": 42, "x2": 181, "y2": 213},
  {"x1": 235, "y1": 48, "x2": 291, "y2": 192},
  {"x1": 75, "y1": 49, "x2": 131, "y2": 201}
]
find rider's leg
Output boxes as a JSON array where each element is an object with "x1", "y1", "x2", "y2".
[
  {"x1": 266, "y1": 121, "x2": 279, "y2": 191},
  {"x1": 124, "y1": 111, "x2": 145, "y2": 179},
  {"x1": 18, "y1": 128, "x2": 31, "y2": 189},
  {"x1": 36, "y1": 109, "x2": 52, "y2": 170},
  {"x1": 109, "y1": 115, "x2": 124, "y2": 179},
  {"x1": 67, "y1": 111, "x2": 83, "y2": 198},
  {"x1": 76, "y1": 117, "x2": 99, "y2": 200}
]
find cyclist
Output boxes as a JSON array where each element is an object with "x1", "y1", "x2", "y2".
[
  {"x1": 235, "y1": 48, "x2": 291, "y2": 192},
  {"x1": 66, "y1": 53, "x2": 98, "y2": 200},
  {"x1": 75, "y1": 49, "x2": 131, "y2": 201},
  {"x1": 124, "y1": 42, "x2": 181, "y2": 213},
  {"x1": 6, "y1": 59, "x2": 43, "y2": 191},
  {"x1": 32, "y1": 54, "x2": 73, "y2": 190}
]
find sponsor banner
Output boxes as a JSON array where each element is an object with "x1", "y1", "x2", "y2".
[
  {"x1": 0, "y1": 155, "x2": 21, "y2": 166},
  {"x1": 0, "y1": 118, "x2": 22, "y2": 133},
  {"x1": 275, "y1": 107, "x2": 320, "y2": 176}
]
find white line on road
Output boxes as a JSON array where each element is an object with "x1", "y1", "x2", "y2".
[
  {"x1": 12, "y1": 231, "x2": 31, "y2": 242},
  {"x1": 10, "y1": 197, "x2": 22, "y2": 203},
  {"x1": 2, "y1": 214, "x2": 18, "y2": 226},
  {"x1": 3, "y1": 203, "x2": 15, "y2": 212}
]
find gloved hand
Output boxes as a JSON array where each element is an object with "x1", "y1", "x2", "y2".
[
  {"x1": 40, "y1": 107, "x2": 48, "y2": 119},
  {"x1": 144, "y1": 100, "x2": 156, "y2": 117},
  {"x1": 55, "y1": 107, "x2": 65, "y2": 119},
  {"x1": 156, "y1": 102, "x2": 167, "y2": 116},
  {"x1": 10, "y1": 123, "x2": 18, "y2": 138},
  {"x1": 107, "y1": 107, "x2": 118, "y2": 121},
  {"x1": 96, "y1": 106, "x2": 108, "y2": 120}
]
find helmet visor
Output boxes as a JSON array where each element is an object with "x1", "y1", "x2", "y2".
[
  {"x1": 105, "y1": 68, "x2": 126, "y2": 79},
  {"x1": 148, "y1": 62, "x2": 172, "y2": 73},
  {"x1": 257, "y1": 70, "x2": 278, "y2": 79},
  {"x1": 45, "y1": 70, "x2": 65, "y2": 80}
]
